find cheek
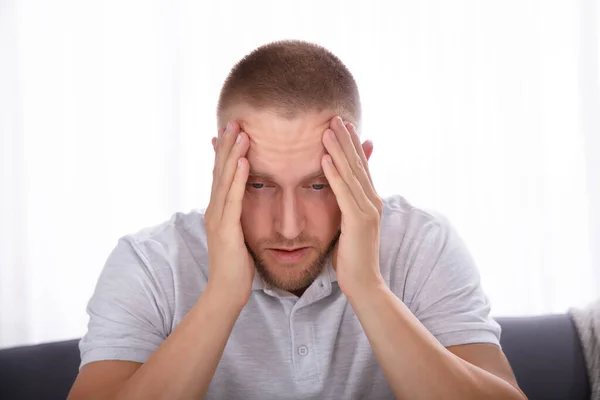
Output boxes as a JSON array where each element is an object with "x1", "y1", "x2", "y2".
[
  {"x1": 305, "y1": 197, "x2": 341, "y2": 230},
  {"x1": 241, "y1": 191, "x2": 341, "y2": 233},
  {"x1": 241, "y1": 196, "x2": 271, "y2": 236}
]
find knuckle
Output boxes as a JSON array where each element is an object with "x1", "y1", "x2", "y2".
[
  {"x1": 354, "y1": 158, "x2": 364, "y2": 171},
  {"x1": 361, "y1": 205, "x2": 380, "y2": 225},
  {"x1": 205, "y1": 218, "x2": 217, "y2": 232},
  {"x1": 368, "y1": 211, "x2": 380, "y2": 225},
  {"x1": 343, "y1": 168, "x2": 355, "y2": 183},
  {"x1": 208, "y1": 224, "x2": 229, "y2": 243},
  {"x1": 216, "y1": 227, "x2": 229, "y2": 241},
  {"x1": 374, "y1": 198, "x2": 383, "y2": 214},
  {"x1": 224, "y1": 197, "x2": 236, "y2": 209}
]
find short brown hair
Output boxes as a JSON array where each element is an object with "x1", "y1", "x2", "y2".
[{"x1": 217, "y1": 40, "x2": 361, "y2": 126}]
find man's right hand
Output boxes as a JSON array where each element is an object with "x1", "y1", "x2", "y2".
[{"x1": 205, "y1": 121, "x2": 254, "y2": 307}]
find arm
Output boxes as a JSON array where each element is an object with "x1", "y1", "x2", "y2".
[
  {"x1": 68, "y1": 285, "x2": 244, "y2": 400},
  {"x1": 354, "y1": 218, "x2": 526, "y2": 400},
  {"x1": 69, "y1": 121, "x2": 254, "y2": 400},
  {"x1": 320, "y1": 116, "x2": 526, "y2": 400},
  {"x1": 348, "y1": 284, "x2": 526, "y2": 400}
]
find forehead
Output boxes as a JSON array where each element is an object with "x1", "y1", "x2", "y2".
[{"x1": 227, "y1": 105, "x2": 336, "y2": 182}]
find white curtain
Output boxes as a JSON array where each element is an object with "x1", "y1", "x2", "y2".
[{"x1": 1, "y1": 0, "x2": 599, "y2": 349}]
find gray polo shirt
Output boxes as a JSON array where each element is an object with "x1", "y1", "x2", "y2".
[{"x1": 79, "y1": 195, "x2": 500, "y2": 399}]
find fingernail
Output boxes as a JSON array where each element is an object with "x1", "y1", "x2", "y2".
[
  {"x1": 226, "y1": 121, "x2": 234, "y2": 133},
  {"x1": 236, "y1": 133, "x2": 242, "y2": 144}
]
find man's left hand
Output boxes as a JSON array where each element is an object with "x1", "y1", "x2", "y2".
[{"x1": 321, "y1": 116, "x2": 385, "y2": 297}]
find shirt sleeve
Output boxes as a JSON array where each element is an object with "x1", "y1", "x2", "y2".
[
  {"x1": 78, "y1": 237, "x2": 171, "y2": 369},
  {"x1": 403, "y1": 214, "x2": 501, "y2": 348}
]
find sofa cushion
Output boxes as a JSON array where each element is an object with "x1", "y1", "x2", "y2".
[
  {"x1": 0, "y1": 338, "x2": 80, "y2": 400},
  {"x1": 0, "y1": 314, "x2": 592, "y2": 400},
  {"x1": 497, "y1": 314, "x2": 590, "y2": 400}
]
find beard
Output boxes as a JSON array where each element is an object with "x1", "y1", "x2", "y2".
[{"x1": 245, "y1": 229, "x2": 341, "y2": 292}]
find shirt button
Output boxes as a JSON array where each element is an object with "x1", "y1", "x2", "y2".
[{"x1": 298, "y1": 345, "x2": 309, "y2": 356}]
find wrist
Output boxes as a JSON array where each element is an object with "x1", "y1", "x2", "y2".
[
  {"x1": 343, "y1": 274, "x2": 388, "y2": 303},
  {"x1": 345, "y1": 280, "x2": 402, "y2": 325},
  {"x1": 203, "y1": 280, "x2": 250, "y2": 313}
]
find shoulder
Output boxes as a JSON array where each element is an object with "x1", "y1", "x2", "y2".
[
  {"x1": 122, "y1": 209, "x2": 209, "y2": 265},
  {"x1": 380, "y1": 194, "x2": 452, "y2": 246},
  {"x1": 80, "y1": 211, "x2": 210, "y2": 368},
  {"x1": 126, "y1": 209, "x2": 207, "y2": 249},
  {"x1": 380, "y1": 197, "x2": 500, "y2": 346},
  {"x1": 100, "y1": 209, "x2": 210, "y2": 301},
  {"x1": 379, "y1": 195, "x2": 468, "y2": 298}
]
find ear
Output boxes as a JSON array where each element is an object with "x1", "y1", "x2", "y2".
[
  {"x1": 362, "y1": 140, "x2": 374, "y2": 161},
  {"x1": 212, "y1": 128, "x2": 226, "y2": 153}
]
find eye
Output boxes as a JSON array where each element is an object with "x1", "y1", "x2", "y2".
[
  {"x1": 311, "y1": 184, "x2": 328, "y2": 191},
  {"x1": 248, "y1": 183, "x2": 264, "y2": 189}
]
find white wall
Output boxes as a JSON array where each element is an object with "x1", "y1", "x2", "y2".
[{"x1": 1, "y1": 0, "x2": 598, "y2": 348}]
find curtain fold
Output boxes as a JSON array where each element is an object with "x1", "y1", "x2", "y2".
[
  {"x1": 581, "y1": 0, "x2": 600, "y2": 301},
  {"x1": 0, "y1": 0, "x2": 30, "y2": 347},
  {"x1": 1, "y1": 0, "x2": 599, "y2": 348}
]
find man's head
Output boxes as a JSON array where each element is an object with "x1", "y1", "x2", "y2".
[{"x1": 216, "y1": 40, "x2": 362, "y2": 293}]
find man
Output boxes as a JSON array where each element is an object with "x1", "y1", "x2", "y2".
[{"x1": 68, "y1": 40, "x2": 526, "y2": 400}]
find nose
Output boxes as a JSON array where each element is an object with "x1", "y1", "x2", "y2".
[{"x1": 274, "y1": 191, "x2": 305, "y2": 240}]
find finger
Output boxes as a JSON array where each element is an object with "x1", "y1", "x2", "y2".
[
  {"x1": 321, "y1": 154, "x2": 361, "y2": 216},
  {"x1": 213, "y1": 128, "x2": 224, "y2": 154},
  {"x1": 206, "y1": 129, "x2": 224, "y2": 218},
  {"x1": 210, "y1": 130, "x2": 249, "y2": 221},
  {"x1": 213, "y1": 121, "x2": 240, "y2": 186},
  {"x1": 330, "y1": 117, "x2": 378, "y2": 206},
  {"x1": 323, "y1": 128, "x2": 372, "y2": 213},
  {"x1": 221, "y1": 157, "x2": 249, "y2": 227},
  {"x1": 345, "y1": 122, "x2": 379, "y2": 205},
  {"x1": 210, "y1": 122, "x2": 239, "y2": 203},
  {"x1": 330, "y1": 117, "x2": 363, "y2": 178},
  {"x1": 347, "y1": 123, "x2": 373, "y2": 184}
]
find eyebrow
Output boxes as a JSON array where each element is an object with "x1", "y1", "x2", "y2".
[{"x1": 248, "y1": 169, "x2": 326, "y2": 182}]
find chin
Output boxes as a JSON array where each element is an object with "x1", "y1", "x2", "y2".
[
  {"x1": 258, "y1": 259, "x2": 324, "y2": 291},
  {"x1": 246, "y1": 234, "x2": 338, "y2": 292}
]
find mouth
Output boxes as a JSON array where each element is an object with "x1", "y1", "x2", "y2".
[{"x1": 267, "y1": 247, "x2": 310, "y2": 263}]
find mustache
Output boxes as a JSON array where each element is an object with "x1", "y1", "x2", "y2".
[
  {"x1": 251, "y1": 235, "x2": 318, "y2": 249},
  {"x1": 245, "y1": 230, "x2": 341, "y2": 291},
  {"x1": 244, "y1": 230, "x2": 341, "y2": 252}
]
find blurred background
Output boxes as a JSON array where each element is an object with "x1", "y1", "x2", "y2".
[{"x1": 0, "y1": 0, "x2": 599, "y2": 349}]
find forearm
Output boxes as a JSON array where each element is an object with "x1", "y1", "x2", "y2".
[
  {"x1": 113, "y1": 284, "x2": 244, "y2": 400},
  {"x1": 347, "y1": 284, "x2": 525, "y2": 400}
]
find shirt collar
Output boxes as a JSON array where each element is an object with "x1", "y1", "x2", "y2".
[{"x1": 251, "y1": 272, "x2": 265, "y2": 291}]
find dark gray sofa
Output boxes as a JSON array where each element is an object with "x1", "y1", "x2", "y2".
[{"x1": 0, "y1": 314, "x2": 591, "y2": 400}]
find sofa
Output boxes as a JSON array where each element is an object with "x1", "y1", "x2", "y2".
[{"x1": 0, "y1": 314, "x2": 591, "y2": 400}]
